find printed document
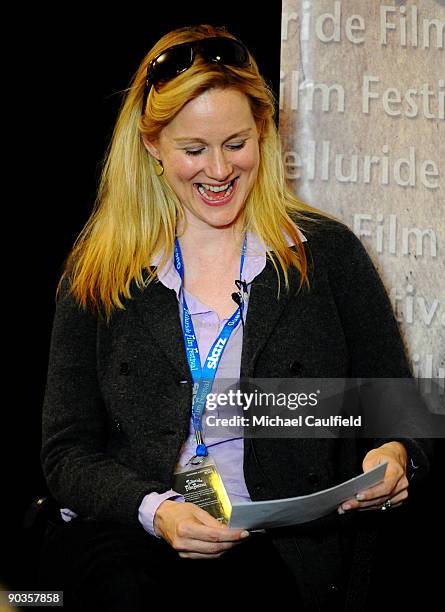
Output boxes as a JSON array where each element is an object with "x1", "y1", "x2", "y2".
[{"x1": 229, "y1": 463, "x2": 387, "y2": 529}]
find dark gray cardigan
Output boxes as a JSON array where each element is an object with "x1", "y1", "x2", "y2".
[{"x1": 41, "y1": 217, "x2": 430, "y2": 611}]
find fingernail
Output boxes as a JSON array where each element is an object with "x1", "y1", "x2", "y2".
[
  {"x1": 240, "y1": 530, "x2": 250, "y2": 538},
  {"x1": 356, "y1": 494, "x2": 365, "y2": 501},
  {"x1": 343, "y1": 504, "x2": 351, "y2": 511}
]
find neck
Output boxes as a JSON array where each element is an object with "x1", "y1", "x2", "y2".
[{"x1": 177, "y1": 218, "x2": 244, "y2": 261}]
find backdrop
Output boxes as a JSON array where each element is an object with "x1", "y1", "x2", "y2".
[
  {"x1": 279, "y1": 4, "x2": 444, "y2": 602},
  {"x1": 280, "y1": 0, "x2": 444, "y2": 410}
]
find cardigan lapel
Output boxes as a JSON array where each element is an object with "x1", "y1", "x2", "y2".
[
  {"x1": 131, "y1": 257, "x2": 303, "y2": 381},
  {"x1": 133, "y1": 276, "x2": 191, "y2": 380},
  {"x1": 240, "y1": 257, "x2": 303, "y2": 378}
]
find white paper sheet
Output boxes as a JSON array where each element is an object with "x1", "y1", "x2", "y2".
[{"x1": 229, "y1": 463, "x2": 388, "y2": 529}]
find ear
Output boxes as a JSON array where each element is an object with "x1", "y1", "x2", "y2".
[{"x1": 141, "y1": 134, "x2": 161, "y2": 160}]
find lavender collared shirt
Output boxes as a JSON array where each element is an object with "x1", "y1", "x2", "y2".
[
  {"x1": 138, "y1": 229, "x2": 306, "y2": 536},
  {"x1": 61, "y1": 229, "x2": 306, "y2": 536}
]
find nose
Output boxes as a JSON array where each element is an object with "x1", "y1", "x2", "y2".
[{"x1": 205, "y1": 148, "x2": 233, "y2": 182}]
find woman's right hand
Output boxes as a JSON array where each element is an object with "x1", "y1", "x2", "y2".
[{"x1": 153, "y1": 500, "x2": 250, "y2": 559}]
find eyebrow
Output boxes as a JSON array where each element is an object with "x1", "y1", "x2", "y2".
[{"x1": 173, "y1": 129, "x2": 252, "y2": 144}]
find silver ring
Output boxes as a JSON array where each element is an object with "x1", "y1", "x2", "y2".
[{"x1": 381, "y1": 499, "x2": 392, "y2": 511}]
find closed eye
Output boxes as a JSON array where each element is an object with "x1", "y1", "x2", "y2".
[{"x1": 185, "y1": 141, "x2": 247, "y2": 156}]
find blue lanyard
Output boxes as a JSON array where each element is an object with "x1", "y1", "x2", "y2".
[{"x1": 174, "y1": 237, "x2": 247, "y2": 458}]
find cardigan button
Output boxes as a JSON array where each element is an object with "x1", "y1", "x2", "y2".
[
  {"x1": 119, "y1": 363, "x2": 129, "y2": 375},
  {"x1": 160, "y1": 429, "x2": 177, "y2": 436},
  {"x1": 289, "y1": 360, "x2": 303, "y2": 375}
]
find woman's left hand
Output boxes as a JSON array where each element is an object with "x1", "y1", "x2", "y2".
[{"x1": 337, "y1": 441, "x2": 409, "y2": 514}]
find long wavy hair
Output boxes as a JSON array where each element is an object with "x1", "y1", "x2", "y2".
[{"x1": 59, "y1": 24, "x2": 319, "y2": 320}]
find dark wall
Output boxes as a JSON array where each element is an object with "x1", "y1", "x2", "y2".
[{"x1": 4, "y1": 4, "x2": 283, "y2": 590}]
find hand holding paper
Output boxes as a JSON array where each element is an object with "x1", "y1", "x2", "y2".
[{"x1": 229, "y1": 463, "x2": 388, "y2": 530}]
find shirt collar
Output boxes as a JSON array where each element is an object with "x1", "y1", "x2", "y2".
[{"x1": 151, "y1": 225, "x2": 306, "y2": 305}]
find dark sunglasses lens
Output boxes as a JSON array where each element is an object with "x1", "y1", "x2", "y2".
[
  {"x1": 150, "y1": 45, "x2": 193, "y2": 84},
  {"x1": 200, "y1": 38, "x2": 249, "y2": 66}
]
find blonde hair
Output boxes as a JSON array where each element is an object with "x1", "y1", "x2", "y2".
[{"x1": 59, "y1": 24, "x2": 319, "y2": 320}]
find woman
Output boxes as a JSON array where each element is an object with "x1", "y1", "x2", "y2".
[{"x1": 39, "y1": 24, "x2": 430, "y2": 611}]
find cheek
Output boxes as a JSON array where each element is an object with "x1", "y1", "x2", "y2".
[
  {"x1": 238, "y1": 145, "x2": 260, "y2": 173},
  {"x1": 166, "y1": 153, "x2": 200, "y2": 183}
]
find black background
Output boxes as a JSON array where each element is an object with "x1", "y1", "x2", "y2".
[
  {"x1": 4, "y1": 2, "x2": 442, "y2": 605},
  {"x1": 4, "y1": 2, "x2": 284, "y2": 592}
]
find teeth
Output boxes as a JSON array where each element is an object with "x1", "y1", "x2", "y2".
[
  {"x1": 199, "y1": 179, "x2": 234, "y2": 192},
  {"x1": 197, "y1": 179, "x2": 235, "y2": 200}
]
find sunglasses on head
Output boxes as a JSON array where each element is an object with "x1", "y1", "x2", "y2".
[{"x1": 141, "y1": 36, "x2": 251, "y2": 111}]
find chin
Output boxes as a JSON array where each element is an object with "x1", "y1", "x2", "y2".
[{"x1": 202, "y1": 207, "x2": 244, "y2": 229}]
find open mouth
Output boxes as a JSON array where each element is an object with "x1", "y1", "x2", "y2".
[{"x1": 194, "y1": 177, "x2": 238, "y2": 205}]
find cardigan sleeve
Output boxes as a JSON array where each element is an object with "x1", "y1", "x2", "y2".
[
  {"x1": 317, "y1": 220, "x2": 410, "y2": 378},
  {"x1": 41, "y1": 278, "x2": 168, "y2": 526},
  {"x1": 312, "y1": 219, "x2": 433, "y2": 481}
]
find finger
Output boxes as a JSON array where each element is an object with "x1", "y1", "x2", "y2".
[
  {"x1": 189, "y1": 504, "x2": 250, "y2": 540},
  {"x1": 362, "y1": 457, "x2": 406, "y2": 492},
  {"x1": 176, "y1": 519, "x2": 249, "y2": 543},
  {"x1": 357, "y1": 500, "x2": 404, "y2": 512},
  {"x1": 337, "y1": 486, "x2": 408, "y2": 514},
  {"x1": 356, "y1": 478, "x2": 398, "y2": 500},
  {"x1": 190, "y1": 504, "x2": 228, "y2": 529},
  {"x1": 387, "y1": 489, "x2": 408, "y2": 505},
  {"x1": 355, "y1": 488, "x2": 408, "y2": 512},
  {"x1": 354, "y1": 473, "x2": 408, "y2": 503},
  {"x1": 355, "y1": 487, "x2": 409, "y2": 509},
  {"x1": 179, "y1": 551, "x2": 223, "y2": 560},
  {"x1": 176, "y1": 539, "x2": 244, "y2": 556},
  {"x1": 338, "y1": 484, "x2": 409, "y2": 512},
  {"x1": 353, "y1": 495, "x2": 390, "y2": 509},
  {"x1": 338, "y1": 486, "x2": 409, "y2": 513}
]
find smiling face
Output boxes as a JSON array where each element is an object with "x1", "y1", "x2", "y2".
[{"x1": 143, "y1": 87, "x2": 260, "y2": 231}]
